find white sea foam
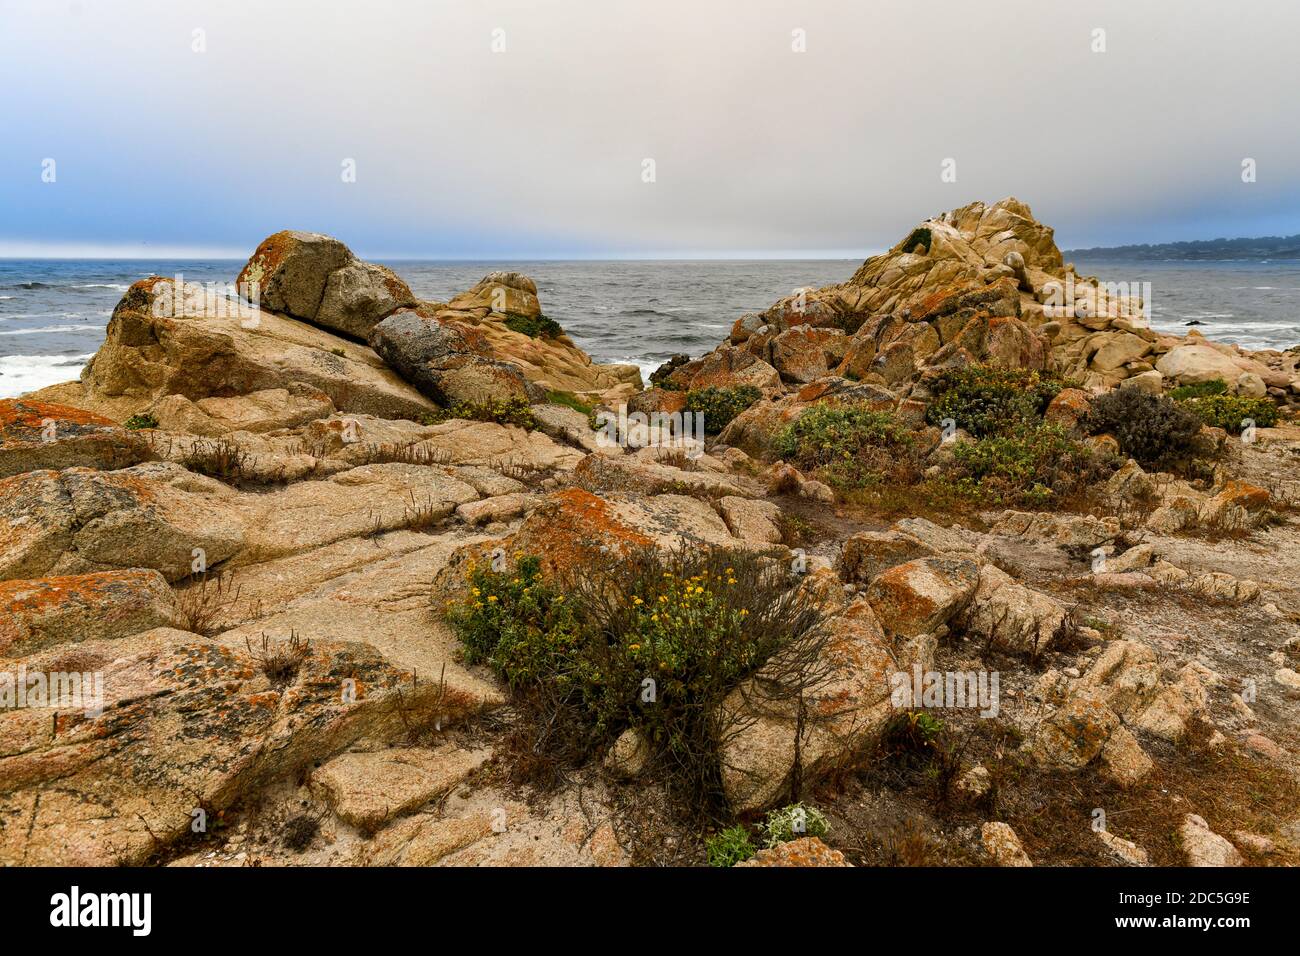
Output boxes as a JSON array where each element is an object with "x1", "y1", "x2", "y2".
[
  {"x1": 0, "y1": 353, "x2": 93, "y2": 399},
  {"x1": 0, "y1": 325, "x2": 90, "y2": 336}
]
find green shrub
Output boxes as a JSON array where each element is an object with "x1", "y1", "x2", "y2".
[
  {"x1": 685, "y1": 385, "x2": 762, "y2": 434},
  {"x1": 447, "y1": 554, "x2": 580, "y2": 688},
  {"x1": 773, "y1": 403, "x2": 912, "y2": 472},
  {"x1": 951, "y1": 421, "x2": 1107, "y2": 506},
  {"x1": 445, "y1": 546, "x2": 827, "y2": 813},
  {"x1": 898, "y1": 226, "x2": 932, "y2": 255},
  {"x1": 1169, "y1": 378, "x2": 1228, "y2": 401},
  {"x1": 545, "y1": 390, "x2": 594, "y2": 416},
  {"x1": 503, "y1": 313, "x2": 564, "y2": 339},
  {"x1": 123, "y1": 412, "x2": 159, "y2": 430},
  {"x1": 879, "y1": 710, "x2": 945, "y2": 763},
  {"x1": 925, "y1": 365, "x2": 1069, "y2": 438},
  {"x1": 759, "y1": 803, "x2": 829, "y2": 847},
  {"x1": 1083, "y1": 388, "x2": 1209, "y2": 472},
  {"x1": 706, "y1": 825, "x2": 756, "y2": 867},
  {"x1": 435, "y1": 396, "x2": 537, "y2": 430},
  {"x1": 1180, "y1": 394, "x2": 1278, "y2": 433}
]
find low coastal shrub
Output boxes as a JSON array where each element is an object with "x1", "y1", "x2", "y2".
[
  {"x1": 433, "y1": 396, "x2": 538, "y2": 430},
  {"x1": 1169, "y1": 378, "x2": 1228, "y2": 401},
  {"x1": 1180, "y1": 394, "x2": 1278, "y2": 433},
  {"x1": 685, "y1": 384, "x2": 761, "y2": 433},
  {"x1": 950, "y1": 420, "x2": 1109, "y2": 507},
  {"x1": 769, "y1": 400, "x2": 915, "y2": 468},
  {"x1": 450, "y1": 554, "x2": 580, "y2": 687},
  {"x1": 706, "y1": 825, "x2": 756, "y2": 867},
  {"x1": 760, "y1": 802, "x2": 829, "y2": 847},
  {"x1": 773, "y1": 403, "x2": 913, "y2": 480},
  {"x1": 545, "y1": 389, "x2": 594, "y2": 416},
  {"x1": 1083, "y1": 388, "x2": 1208, "y2": 472},
  {"x1": 445, "y1": 546, "x2": 827, "y2": 814},
  {"x1": 503, "y1": 313, "x2": 564, "y2": 339},
  {"x1": 879, "y1": 710, "x2": 945, "y2": 763},
  {"x1": 925, "y1": 365, "x2": 1068, "y2": 438},
  {"x1": 123, "y1": 412, "x2": 159, "y2": 430}
]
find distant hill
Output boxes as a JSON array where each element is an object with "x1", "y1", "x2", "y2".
[{"x1": 1064, "y1": 235, "x2": 1300, "y2": 261}]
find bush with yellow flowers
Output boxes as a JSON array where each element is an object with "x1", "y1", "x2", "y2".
[
  {"x1": 443, "y1": 544, "x2": 827, "y2": 814},
  {"x1": 447, "y1": 553, "x2": 579, "y2": 688}
]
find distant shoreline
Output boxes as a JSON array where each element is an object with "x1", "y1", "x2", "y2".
[{"x1": 1065, "y1": 235, "x2": 1300, "y2": 262}]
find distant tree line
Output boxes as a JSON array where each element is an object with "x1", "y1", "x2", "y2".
[{"x1": 1064, "y1": 235, "x2": 1300, "y2": 261}]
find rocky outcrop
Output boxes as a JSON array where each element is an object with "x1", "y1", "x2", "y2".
[
  {"x1": 31, "y1": 276, "x2": 436, "y2": 424},
  {"x1": 864, "y1": 557, "x2": 980, "y2": 639},
  {"x1": 0, "y1": 569, "x2": 179, "y2": 656},
  {"x1": 0, "y1": 399, "x2": 151, "y2": 478},
  {"x1": 0, "y1": 632, "x2": 487, "y2": 865},
  {"x1": 237, "y1": 230, "x2": 416, "y2": 340},
  {"x1": 3, "y1": 204, "x2": 1298, "y2": 870},
  {"x1": 719, "y1": 571, "x2": 926, "y2": 812},
  {"x1": 405, "y1": 270, "x2": 642, "y2": 404},
  {"x1": 684, "y1": 197, "x2": 1300, "y2": 410},
  {"x1": 368, "y1": 308, "x2": 531, "y2": 406}
]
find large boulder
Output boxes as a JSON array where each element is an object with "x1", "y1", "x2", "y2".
[
  {"x1": 957, "y1": 565, "x2": 1069, "y2": 657},
  {"x1": 0, "y1": 399, "x2": 151, "y2": 478},
  {"x1": 864, "y1": 557, "x2": 980, "y2": 638},
  {"x1": 0, "y1": 463, "x2": 245, "y2": 583},
  {"x1": 1155, "y1": 343, "x2": 1270, "y2": 393},
  {"x1": 315, "y1": 260, "x2": 419, "y2": 340},
  {"x1": 368, "y1": 308, "x2": 530, "y2": 406},
  {"x1": 769, "y1": 327, "x2": 846, "y2": 383},
  {"x1": 236, "y1": 230, "x2": 416, "y2": 339},
  {"x1": 0, "y1": 632, "x2": 485, "y2": 865},
  {"x1": 237, "y1": 231, "x2": 352, "y2": 324},
  {"x1": 0, "y1": 569, "x2": 180, "y2": 657},
  {"x1": 984, "y1": 317, "x2": 1046, "y2": 370},
  {"x1": 720, "y1": 579, "x2": 920, "y2": 812},
  {"x1": 445, "y1": 271, "x2": 541, "y2": 319},
  {"x1": 32, "y1": 276, "x2": 437, "y2": 423},
  {"x1": 663, "y1": 347, "x2": 782, "y2": 393}
]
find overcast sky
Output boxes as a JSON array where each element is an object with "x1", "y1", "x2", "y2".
[{"x1": 2, "y1": 0, "x2": 1298, "y2": 258}]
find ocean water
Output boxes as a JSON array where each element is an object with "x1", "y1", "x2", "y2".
[{"x1": 2, "y1": 257, "x2": 1298, "y2": 400}]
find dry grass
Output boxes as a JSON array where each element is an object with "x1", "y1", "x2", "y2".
[
  {"x1": 403, "y1": 492, "x2": 446, "y2": 533},
  {"x1": 361, "y1": 441, "x2": 450, "y2": 467},
  {"x1": 388, "y1": 664, "x2": 483, "y2": 747},
  {"x1": 181, "y1": 437, "x2": 251, "y2": 482},
  {"x1": 998, "y1": 742, "x2": 1300, "y2": 867},
  {"x1": 245, "y1": 630, "x2": 311, "y2": 688},
  {"x1": 174, "y1": 570, "x2": 241, "y2": 636}
]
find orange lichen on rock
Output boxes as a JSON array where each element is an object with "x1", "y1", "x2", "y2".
[
  {"x1": 512, "y1": 488, "x2": 654, "y2": 578},
  {"x1": 736, "y1": 837, "x2": 851, "y2": 867}
]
